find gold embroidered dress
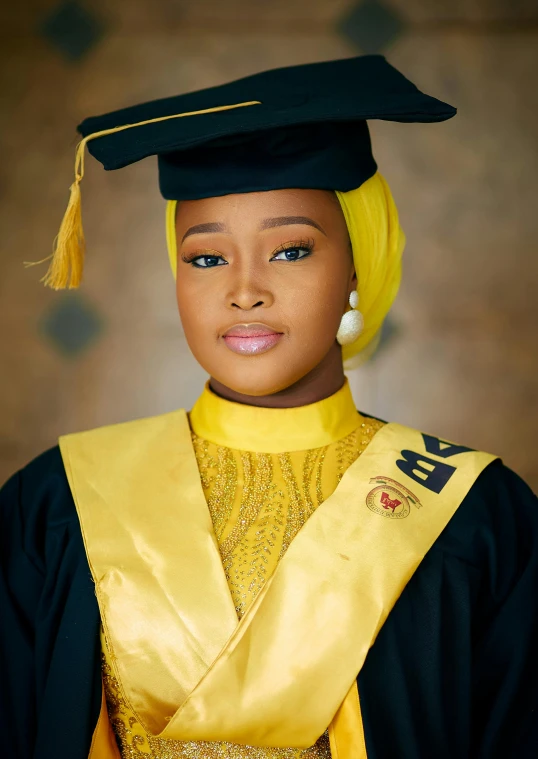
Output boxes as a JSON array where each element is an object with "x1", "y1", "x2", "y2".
[{"x1": 101, "y1": 381, "x2": 383, "y2": 757}]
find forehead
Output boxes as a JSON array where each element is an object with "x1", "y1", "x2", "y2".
[{"x1": 175, "y1": 189, "x2": 343, "y2": 231}]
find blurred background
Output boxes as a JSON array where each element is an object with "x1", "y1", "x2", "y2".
[{"x1": 1, "y1": 0, "x2": 537, "y2": 489}]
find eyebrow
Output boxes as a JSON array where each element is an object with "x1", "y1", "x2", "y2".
[
  {"x1": 181, "y1": 222, "x2": 228, "y2": 242},
  {"x1": 259, "y1": 216, "x2": 327, "y2": 236},
  {"x1": 181, "y1": 215, "x2": 327, "y2": 243}
]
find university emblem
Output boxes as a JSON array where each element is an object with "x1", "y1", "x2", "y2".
[{"x1": 366, "y1": 476, "x2": 422, "y2": 519}]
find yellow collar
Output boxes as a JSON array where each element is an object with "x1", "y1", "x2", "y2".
[{"x1": 189, "y1": 380, "x2": 361, "y2": 453}]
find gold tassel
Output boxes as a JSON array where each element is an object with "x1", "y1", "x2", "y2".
[
  {"x1": 42, "y1": 138, "x2": 86, "y2": 289},
  {"x1": 43, "y1": 175, "x2": 85, "y2": 289},
  {"x1": 30, "y1": 100, "x2": 261, "y2": 289}
]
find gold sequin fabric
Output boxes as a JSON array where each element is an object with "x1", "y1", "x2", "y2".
[
  {"x1": 191, "y1": 421, "x2": 384, "y2": 618},
  {"x1": 102, "y1": 415, "x2": 384, "y2": 757}
]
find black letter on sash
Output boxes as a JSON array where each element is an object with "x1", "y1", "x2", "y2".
[
  {"x1": 422, "y1": 434, "x2": 473, "y2": 459},
  {"x1": 396, "y1": 451, "x2": 456, "y2": 494}
]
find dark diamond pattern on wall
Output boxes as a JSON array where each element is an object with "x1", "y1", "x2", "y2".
[
  {"x1": 40, "y1": 1, "x2": 106, "y2": 62},
  {"x1": 40, "y1": 293, "x2": 104, "y2": 357},
  {"x1": 338, "y1": 0, "x2": 405, "y2": 54}
]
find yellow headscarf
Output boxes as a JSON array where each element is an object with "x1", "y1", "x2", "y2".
[{"x1": 165, "y1": 171, "x2": 405, "y2": 364}]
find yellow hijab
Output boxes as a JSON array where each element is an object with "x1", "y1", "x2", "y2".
[{"x1": 166, "y1": 171, "x2": 405, "y2": 364}]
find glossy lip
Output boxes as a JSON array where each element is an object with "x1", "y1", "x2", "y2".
[{"x1": 222, "y1": 323, "x2": 284, "y2": 356}]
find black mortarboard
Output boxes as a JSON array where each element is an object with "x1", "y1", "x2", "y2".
[
  {"x1": 43, "y1": 55, "x2": 456, "y2": 289},
  {"x1": 79, "y1": 54, "x2": 455, "y2": 200}
]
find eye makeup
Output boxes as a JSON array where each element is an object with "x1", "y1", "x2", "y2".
[
  {"x1": 180, "y1": 237, "x2": 316, "y2": 268},
  {"x1": 270, "y1": 237, "x2": 315, "y2": 262},
  {"x1": 181, "y1": 249, "x2": 228, "y2": 268}
]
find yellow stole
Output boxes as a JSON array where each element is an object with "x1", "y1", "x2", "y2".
[{"x1": 59, "y1": 410, "x2": 496, "y2": 756}]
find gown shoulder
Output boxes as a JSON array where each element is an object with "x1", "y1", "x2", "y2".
[
  {"x1": 1, "y1": 445, "x2": 79, "y2": 570},
  {"x1": 434, "y1": 458, "x2": 537, "y2": 580}
]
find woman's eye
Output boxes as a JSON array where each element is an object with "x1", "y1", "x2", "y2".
[
  {"x1": 189, "y1": 255, "x2": 227, "y2": 268},
  {"x1": 271, "y1": 246, "x2": 312, "y2": 262}
]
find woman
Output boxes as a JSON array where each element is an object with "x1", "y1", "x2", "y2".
[{"x1": 1, "y1": 56, "x2": 537, "y2": 759}]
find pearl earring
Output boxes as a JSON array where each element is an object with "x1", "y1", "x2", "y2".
[{"x1": 336, "y1": 290, "x2": 364, "y2": 346}]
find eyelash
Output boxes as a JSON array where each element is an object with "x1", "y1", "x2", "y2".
[
  {"x1": 271, "y1": 238, "x2": 314, "y2": 262},
  {"x1": 181, "y1": 238, "x2": 315, "y2": 269},
  {"x1": 181, "y1": 249, "x2": 224, "y2": 268}
]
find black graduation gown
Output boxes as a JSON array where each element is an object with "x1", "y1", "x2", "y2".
[{"x1": 1, "y1": 445, "x2": 537, "y2": 759}]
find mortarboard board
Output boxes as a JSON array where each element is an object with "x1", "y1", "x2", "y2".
[{"x1": 40, "y1": 55, "x2": 456, "y2": 289}]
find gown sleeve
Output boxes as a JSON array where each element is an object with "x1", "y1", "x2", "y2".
[
  {"x1": 359, "y1": 459, "x2": 538, "y2": 759},
  {"x1": 0, "y1": 447, "x2": 102, "y2": 759},
  {"x1": 469, "y1": 462, "x2": 538, "y2": 757}
]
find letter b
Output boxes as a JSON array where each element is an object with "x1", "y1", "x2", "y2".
[{"x1": 396, "y1": 450, "x2": 456, "y2": 494}]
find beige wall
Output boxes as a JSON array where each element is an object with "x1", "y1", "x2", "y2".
[{"x1": 1, "y1": 0, "x2": 537, "y2": 489}]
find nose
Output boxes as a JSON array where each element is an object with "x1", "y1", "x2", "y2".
[{"x1": 226, "y1": 268, "x2": 274, "y2": 311}]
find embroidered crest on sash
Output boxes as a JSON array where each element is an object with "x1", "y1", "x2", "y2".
[{"x1": 366, "y1": 476, "x2": 422, "y2": 519}]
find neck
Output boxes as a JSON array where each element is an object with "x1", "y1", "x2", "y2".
[{"x1": 209, "y1": 343, "x2": 346, "y2": 409}]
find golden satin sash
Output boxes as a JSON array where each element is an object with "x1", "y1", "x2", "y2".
[{"x1": 59, "y1": 412, "x2": 496, "y2": 754}]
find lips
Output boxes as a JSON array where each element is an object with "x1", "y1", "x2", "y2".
[{"x1": 222, "y1": 323, "x2": 283, "y2": 355}]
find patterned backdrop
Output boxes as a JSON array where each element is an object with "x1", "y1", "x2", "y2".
[{"x1": 1, "y1": 0, "x2": 537, "y2": 488}]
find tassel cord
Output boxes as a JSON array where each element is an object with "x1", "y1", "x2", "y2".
[{"x1": 28, "y1": 100, "x2": 261, "y2": 289}]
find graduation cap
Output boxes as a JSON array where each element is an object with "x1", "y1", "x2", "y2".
[{"x1": 40, "y1": 55, "x2": 456, "y2": 289}]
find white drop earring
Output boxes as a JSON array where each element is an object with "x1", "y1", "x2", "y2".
[{"x1": 336, "y1": 290, "x2": 364, "y2": 346}]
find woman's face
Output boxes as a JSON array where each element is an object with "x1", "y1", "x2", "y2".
[{"x1": 175, "y1": 188, "x2": 355, "y2": 397}]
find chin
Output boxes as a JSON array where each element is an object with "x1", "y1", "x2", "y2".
[{"x1": 212, "y1": 364, "x2": 309, "y2": 398}]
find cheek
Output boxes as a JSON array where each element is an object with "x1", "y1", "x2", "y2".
[
  {"x1": 176, "y1": 280, "x2": 217, "y2": 346},
  {"x1": 285, "y1": 271, "x2": 346, "y2": 348}
]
